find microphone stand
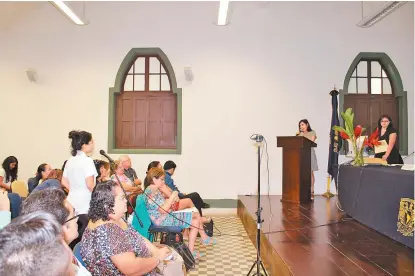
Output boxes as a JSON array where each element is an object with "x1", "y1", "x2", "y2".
[
  {"x1": 104, "y1": 157, "x2": 143, "y2": 228},
  {"x1": 247, "y1": 135, "x2": 268, "y2": 276}
]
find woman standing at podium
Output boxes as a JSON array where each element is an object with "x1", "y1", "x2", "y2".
[
  {"x1": 374, "y1": 115, "x2": 403, "y2": 164},
  {"x1": 297, "y1": 119, "x2": 318, "y2": 199}
]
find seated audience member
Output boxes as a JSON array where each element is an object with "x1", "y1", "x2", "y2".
[
  {"x1": 0, "y1": 190, "x2": 10, "y2": 229},
  {"x1": 7, "y1": 192, "x2": 22, "y2": 219},
  {"x1": 111, "y1": 160, "x2": 141, "y2": 213},
  {"x1": 111, "y1": 160, "x2": 141, "y2": 196},
  {"x1": 164, "y1": 161, "x2": 210, "y2": 214},
  {"x1": 94, "y1": 160, "x2": 111, "y2": 184},
  {"x1": 0, "y1": 157, "x2": 22, "y2": 218},
  {"x1": 32, "y1": 169, "x2": 65, "y2": 193},
  {"x1": 0, "y1": 190, "x2": 22, "y2": 223},
  {"x1": 143, "y1": 161, "x2": 162, "y2": 189},
  {"x1": 145, "y1": 168, "x2": 215, "y2": 258},
  {"x1": 144, "y1": 162, "x2": 198, "y2": 215},
  {"x1": 81, "y1": 180, "x2": 176, "y2": 276},
  {"x1": 28, "y1": 163, "x2": 52, "y2": 193},
  {"x1": 0, "y1": 156, "x2": 18, "y2": 191},
  {"x1": 119, "y1": 155, "x2": 142, "y2": 186},
  {"x1": 20, "y1": 188, "x2": 91, "y2": 276},
  {"x1": 0, "y1": 212, "x2": 75, "y2": 276}
]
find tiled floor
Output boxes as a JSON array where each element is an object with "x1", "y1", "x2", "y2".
[{"x1": 187, "y1": 216, "x2": 269, "y2": 276}]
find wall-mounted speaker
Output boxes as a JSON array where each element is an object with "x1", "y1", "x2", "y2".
[
  {"x1": 184, "y1": 67, "x2": 194, "y2": 82},
  {"x1": 26, "y1": 69, "x2": 38, "y2": 83}
]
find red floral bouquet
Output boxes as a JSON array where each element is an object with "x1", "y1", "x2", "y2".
[{"x1": 333, "y1": 108, "x2": 380, "y2": 166}]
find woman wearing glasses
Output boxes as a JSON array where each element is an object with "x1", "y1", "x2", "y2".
[
  {"x1": 144, "y1": 168, "x2": 215, "y2": 259},
  {"x1": 374, "y1": 115, "x2": 404, "y2": 164},
  {"x1": 81, "y1": 180, "x2": 180, "y2": 276}
]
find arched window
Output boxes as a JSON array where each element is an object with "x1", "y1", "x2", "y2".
[
  {"x1": 108, "y1": 48, "x2": 182, "y2": 154},
  {"x1": 339, "y1": 52, "x2": 408, "y2": 155},
  {"x1": 347, "y1": 61, "x2": 392, "y2": 95}
]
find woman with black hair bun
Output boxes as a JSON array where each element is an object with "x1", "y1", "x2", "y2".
[
  {"x1": 62, "y1": 130, "x2": 98, "y2": 248},
  {"x1": 374, "y1": 115, "x2": 403, "y2": 164}
]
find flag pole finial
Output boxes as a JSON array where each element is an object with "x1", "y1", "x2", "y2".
[{"x1": 329, "y1": 85, "x2": 339, "y2": 96}]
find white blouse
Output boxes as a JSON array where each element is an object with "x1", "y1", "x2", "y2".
[{"x1": 63, "y1": 151, "x2": 97, "y2": 215}]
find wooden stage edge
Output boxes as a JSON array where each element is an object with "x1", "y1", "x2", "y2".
[{"x1": 237, "y1": 195, "x2": 414, "y2": 276}]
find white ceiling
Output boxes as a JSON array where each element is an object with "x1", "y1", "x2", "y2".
[
  {"x1": 0, "y1": 1, "x2": 46, "y2": 31},
  {"x1": 0, "y1": 1, "x2": 405, "y2": 32}
]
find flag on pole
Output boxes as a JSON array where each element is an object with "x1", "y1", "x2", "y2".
[{"x1": 327, "y1": 89, "x2": 342, "y2": 187}]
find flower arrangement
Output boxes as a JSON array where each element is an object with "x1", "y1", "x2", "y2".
[{"x1": 333, "y1": 108, "x2": 381, "y2": 166}]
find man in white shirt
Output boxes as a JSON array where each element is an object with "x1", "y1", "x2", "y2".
[{"x1": 20, "y1": 188, "x2": 92, "y2": 276}]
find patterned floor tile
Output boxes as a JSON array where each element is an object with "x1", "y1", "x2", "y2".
[{"x1": 187, "y1": 216, "x2": 269, "y2": 276}]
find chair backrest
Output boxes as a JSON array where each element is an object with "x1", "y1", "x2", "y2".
[
  {"x1": 27, "y1": 177, "x2": 38, "y2": 194},
  {"x1": 11, "y1": 180, "x2": 28, "y2": 198},
  {"x1": 131, "y1": 194, "x2": 152, "y2": 240},
  {"x1": 73, "y1": 242, "x2": 87, "y2": 267}
]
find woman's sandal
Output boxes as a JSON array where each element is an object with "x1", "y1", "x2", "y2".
[
  {"x1": 192, "y1": 250, "x2": 205, "y2": 259},
  {"x1": 200, "y1": 236, "x2": 217, "y2": 246}
]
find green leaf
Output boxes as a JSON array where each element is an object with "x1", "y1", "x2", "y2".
[
  {"x1": 332, "y1": 126, "x2": 346, "y2": 133},
  {"x1": 343, "y1": 108, "x2": 354, "y2": 138}
]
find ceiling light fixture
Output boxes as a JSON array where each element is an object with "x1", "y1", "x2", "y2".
[
  {"x1": 51, "y1": 0, "x2": 85, "y2": 25},
  {"x1": 217, "y1": 0, "x2": 230, "y2": 26},
  {"x1": 357, "y1": 1, "x2": 407, "y2": 28}
]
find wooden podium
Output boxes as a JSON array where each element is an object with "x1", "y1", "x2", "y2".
[{"x1": 277, "y1": 136, "x2": 316, "y2": 203}]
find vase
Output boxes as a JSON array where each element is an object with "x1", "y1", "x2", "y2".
[{"x1": 352, "y1": 141, "x2": 365, "y2": 167}]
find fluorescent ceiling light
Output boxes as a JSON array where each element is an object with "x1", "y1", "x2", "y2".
[
  {"x1": 51, "y1": 0, "x2": 85, "y2": 25},
  {"x1": 217, "y1": 0, "x2": 229, "y2": 26},
  {"x1": 357, "y1": 1, "x2": 407, "y2": 28}
]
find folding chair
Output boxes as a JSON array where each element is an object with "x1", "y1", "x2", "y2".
[{"x1": 132, "y1": 194, "x2": 182, "y2": 242}]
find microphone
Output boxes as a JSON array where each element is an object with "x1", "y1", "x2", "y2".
[
  {"x1": 99, "y1": 150, "x2": 115, "y2": 163},
  {"x1": 250, "y1": 134, "x2": 264, "y2": 143}
]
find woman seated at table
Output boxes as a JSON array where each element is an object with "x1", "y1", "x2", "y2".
[
  {"x1": 81, "y1": 180, "x2": 175, "y2": 276},
  {"x1": 144, "y1": 167, "x2": 215, "y2": 259},
  {"x1": 374, "y1": 115, "x2": 404, "y2": 164}
]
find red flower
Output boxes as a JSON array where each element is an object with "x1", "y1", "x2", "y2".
[
  {"x1": 365, "y1": 128, "x2": 381, "y2": 148},
  {"x1": 340, "y1": 131, "x2": 350, "y2": 140},
  {"x1": 354, "y1": 125, "x2": 363, "y2": 138}
]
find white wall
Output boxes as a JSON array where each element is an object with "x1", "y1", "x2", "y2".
[{"x1": 0, "y1": 1, "x2": 413, "y2": 198}]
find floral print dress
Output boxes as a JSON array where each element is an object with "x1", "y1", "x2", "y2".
[
  {"x1": 81, "y1": 222, "x2": 161, "y2": 276},
  {"x1": 144, "y1": 187, "x2": 193, "y2": 229}
]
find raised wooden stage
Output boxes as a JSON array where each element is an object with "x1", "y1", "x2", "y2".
[{"x1": 238, "y1": 195, "x2": 414, "y2": 276}]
